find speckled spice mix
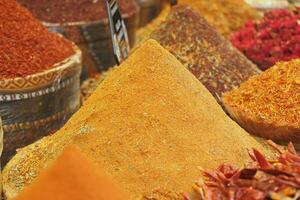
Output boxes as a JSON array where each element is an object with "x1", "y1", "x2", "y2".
[
  {"x1": 223, "y1": 59, "x2": 300, "y2": 141},
  {"x1": 0, "y1": 0, "x2": 75, "y2": 79},
  {"x1": 17, "y1": 0, "x2": 138, "y2": 23},
  {"x1": 231, "y1": 8, "x2": 300, "y2": 70},
  {"x1": 179, "y1": 0, "x2": 260, "y2": 38},
  {"x1": 151, "y1": 5, "x2": 260, "y2": 104}
]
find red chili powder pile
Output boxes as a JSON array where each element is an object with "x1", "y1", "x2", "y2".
[
  {"x1": 17, "y1": 0, "x2": 137, "y2": 23},
  {"x1": 231, "y1": 8, "x2": 300, "y2": 70},
  {"x1": 0, "y1": 0, "x2": 75, "y2": 79}
]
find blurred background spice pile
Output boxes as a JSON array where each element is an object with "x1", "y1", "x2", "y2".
[{"x1": 179, "y1": 0, "x2": 261, "y2": 38}]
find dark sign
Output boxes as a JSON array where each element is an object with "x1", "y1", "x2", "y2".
[
  {"x1": 170, "y1": 0, "x2": 178, "y2": 6},
  {"x1": 106, "y1": 0, "x2": 130, "y2": 65}
]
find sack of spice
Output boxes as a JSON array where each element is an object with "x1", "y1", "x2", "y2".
[
  {"x1": 151, "y1": 5, "x2": 261, "y2": 106},
  {"x1": 231, "y1": 8, "x2": 300, "y2": 70},
  {"x1": 223, "y1": 59, "x2": 300, "y2": 143},
  {"x1": 178, "y1": 0, "x2": 261, "y2": 38},
  {"x1": 0, "y1": 0, "x2": 82, "y2": 165},
  {"x1": 17, "y1": 0, "x2": 140, "y2": 80}
]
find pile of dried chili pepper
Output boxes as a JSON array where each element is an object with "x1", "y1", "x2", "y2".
[
  {"x1": 186, "y1": 141, "x2": 300, "y2": 200},
  {"x1": 0, "y1": 0, "x2": 75, "y2": 79},
  {"x1": 17, "y1": 0, "x2": 138, "y2": 23},
  {"x1": 231, "y1": 8, "x2": 300, "y2": 70}
]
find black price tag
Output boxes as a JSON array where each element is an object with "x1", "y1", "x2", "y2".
[{"x1": 106, "y1": 0, "x2": 130, "y2": 65}]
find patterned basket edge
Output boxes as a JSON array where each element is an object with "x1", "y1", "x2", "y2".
[{"x1": 0, "y1": 45, "x2": 82, "y2": 92}]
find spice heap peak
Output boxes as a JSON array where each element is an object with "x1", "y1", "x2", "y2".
[{"x1": 0, "y1": 0, "x2": 75, "y2": 79}]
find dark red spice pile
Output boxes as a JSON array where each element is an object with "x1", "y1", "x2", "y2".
[
  {"x1": 17, "y1": 0, "x2": 137, "y2": 23},
  {"x1": 231, "y1": 8, "x2": 300, "y2": 70},
  {"x1": 190, "y1": 142, "x2": 300, "y2": 200},
  {"x1": 0, "y1": 0, "x2": 75, "y2": 79}
]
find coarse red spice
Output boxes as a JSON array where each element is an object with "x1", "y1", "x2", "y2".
[
  {"x1": 17, "y1": 0, "x2": 138, "y2": 23},
  {"x1": 231, "y1": 8, "x2": 300, "y2": 70},
  {"x1": 0, "y1": 0, "x2": 75, "y2": 79}
]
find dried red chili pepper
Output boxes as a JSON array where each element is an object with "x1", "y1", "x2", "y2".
[
  {"x1": 231, "y1": 8, "x2": 300, "y2": 70},
  {"x1": 0, "y1": 0, "x2": 75, "y2": 79},
  {"x1": 192, "y1": 142, "x2": 300, "y2": 200}
]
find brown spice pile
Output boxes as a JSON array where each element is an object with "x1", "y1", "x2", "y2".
[
  {"x1": 3, "y1": 40, "x2": 273, "y2": 200},
  {"x1": 179, "y1": 0, "x2": 261, "y2": 38},
  {"x1": 223, "y1": 59, "x2": 300, "y2": 141},
  {"x1": 151, "y1": 5, "x2": 260, "y2": 105},
  {"x1": 17, "y1": 0, "x2": 138, "y2": 23},
  {"x1": 0, "y1": 0, "x2": 75, "y2": 79}
]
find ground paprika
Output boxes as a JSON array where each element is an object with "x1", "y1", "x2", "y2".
[{"x1": 0, "y1": 0, "x2": 75, "y2": 79}]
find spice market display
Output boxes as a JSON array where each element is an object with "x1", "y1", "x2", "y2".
[
  {"x1": 3, "y1": 40, "x2": 274, "y2": 199},
  {"x1": 231, "y1": 8, "x2": 300, "y2": 70},
  {"x1": 0, "y1": 0, "x2": 300, "y2": 200}
]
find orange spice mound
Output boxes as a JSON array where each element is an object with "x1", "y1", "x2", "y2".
[
  {"x1": 223, "y1": 59, "x2": 300, "y2": 141},
  {"x1": 13, "y1": 146, "x2": 129, "y2": 200},
  {"x1": 0, "y1": 0, "x2": 75, "y2": 79}
]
